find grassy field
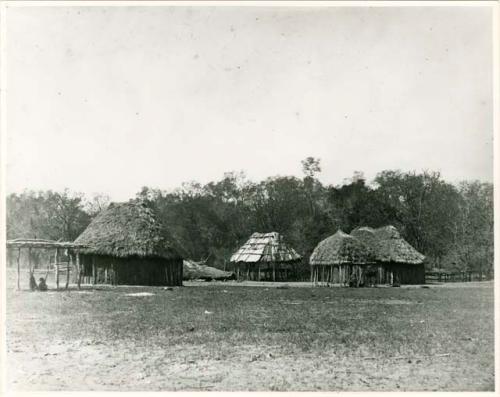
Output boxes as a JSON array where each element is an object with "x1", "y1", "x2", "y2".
[{"x1": 5, "y1": 275, "x2": 495, "y2": 391}]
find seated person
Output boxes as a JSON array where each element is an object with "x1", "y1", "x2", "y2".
[{"x1": 38, "y1": 277, "x2": 48, "y2": 291}]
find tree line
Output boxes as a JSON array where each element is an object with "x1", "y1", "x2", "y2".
[{"x1": 6, "y1": 158, "x2": 494, "y2": 277}]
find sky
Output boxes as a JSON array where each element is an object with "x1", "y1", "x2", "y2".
[{"x1": 4, "y1": 5, "x2": 494, "y2": 201}]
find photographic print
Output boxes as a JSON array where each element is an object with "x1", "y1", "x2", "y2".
[{"x1": 1, "y1": 2, "x2": 497, "y2": 392}]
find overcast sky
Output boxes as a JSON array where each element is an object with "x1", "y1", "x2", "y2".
[{"x1": 5, "y1": 5, "x2": 494, "y2": 201}]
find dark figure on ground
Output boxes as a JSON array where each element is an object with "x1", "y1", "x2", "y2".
[
  {"x1": 29, "y1": 274, "x2": 38, "y2": 291},
  {"x1": 38, "y1": 278, "x2": 48, "y2": 291}
]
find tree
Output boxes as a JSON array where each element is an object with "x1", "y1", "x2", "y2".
[
  {"x1": 301, "y1": 157, "x2": 321, "y2": 178},
  {"x1": 84, "y1": 193, "x2": 111, "y2": 218},
  {"x1": 449, "y1": 181, "x2": 494, "y2": 276},
  {"x1": 6, "y1": 189, "x2": 91, "y2": 241},
  {"x1": 373, "y1": 170, "x2": 461, "y2": 265}
]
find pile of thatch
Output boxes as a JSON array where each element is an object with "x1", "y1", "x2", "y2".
[
  {"x1": 310, "y1": 230, "x2": 374, "y2": 265},
  {"x1": 183, "y1": 260, "x2": 235, "y2": 281},
  {"x1": 75, "y1": 200, "x2": 181, "y2": 260},
  {"x1": 230, "y1": 232, "x2": 301, "y2": 264},
  {"x1": 350, "y1": 225, "x2": 425, "y2": 264}
]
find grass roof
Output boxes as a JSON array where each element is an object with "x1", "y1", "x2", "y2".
[
  {"x1": 74, "y1": 200, "x2": 181, "y2": 260},
  {"x1": 229, "y1": 232, "x2": 302, "y2": 264},
  {"x1": 309, "y1": 230, "x2": 374, "y2": 266},
  {"x1": 350, "y1": 225, "x2": 425, "y2": 265}
]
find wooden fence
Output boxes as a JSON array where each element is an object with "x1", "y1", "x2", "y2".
[{"x1": 425, "y1": 271, "x2": 491, "y2": 283}]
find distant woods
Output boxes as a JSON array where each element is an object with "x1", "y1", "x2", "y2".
[{"x1": 6, "y1": 160, "x2": 493, "y2": 276}]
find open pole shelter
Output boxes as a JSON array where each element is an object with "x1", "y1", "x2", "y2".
[
  {"x1": 6, "y1": 239, "x2": 88, "y2": 291},
  {"x1": 229, "y1": 232, "x2": 302, "y2": 282}
]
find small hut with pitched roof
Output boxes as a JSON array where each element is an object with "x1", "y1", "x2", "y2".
[
  {"x1": 74, "y1": 200, "x2": 183, "y2": 286},
  {"x1": 229, "y1": 232, "x2": 302, "y2": 281}
]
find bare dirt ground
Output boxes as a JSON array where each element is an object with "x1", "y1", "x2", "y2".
[{"x1": 5, "y1": 274, "x2": 494, "y2": 391}]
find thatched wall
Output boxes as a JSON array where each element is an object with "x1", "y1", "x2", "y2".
[
  {"x1": 311, "y1": 262, "x2": 425, "y2": 287},
  {"x1": 81, "y1": 254, "x2": 183, "y2": 286}
]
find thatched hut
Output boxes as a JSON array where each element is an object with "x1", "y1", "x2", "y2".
[
  {"x1": 309, "y1": 230, "x2": 375, "y2": 287},
  {"x1": 74, "y1": 200, "x2": 183, "y2": 286},
  {"x1": 350, "y1": 225, "x2": 426, "y2": 285},
  {"x1": 229, "y1": 232, "x2": 302, "y2": 281}
]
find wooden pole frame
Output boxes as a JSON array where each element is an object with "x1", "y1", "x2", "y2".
[
  {"x1": 55, "y1": 247, "x2": 60, "y2": 290},
  {"x1": 92, "y1": 256, "x2": 97, "y2": 285},
  {"x1": 65, "y1": 250, "x2": 71, "y2": 289},
  {"x1": 76, "y1": 252, "x2": 82, "y2": 289},
  {"x1": 16, "y1": 248, "x2": 21, "y2": 291}
]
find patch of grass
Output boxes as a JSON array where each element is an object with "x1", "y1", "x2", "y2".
[{"x1": 5, "y1": 278, "x2": 494, "y2": 391}]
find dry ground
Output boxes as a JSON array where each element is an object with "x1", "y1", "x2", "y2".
[{"x1": 5, "y1": 273, "x2": 495, "y2": 391}]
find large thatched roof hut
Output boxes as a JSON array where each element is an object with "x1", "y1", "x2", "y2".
[
  {"x1": 229, "y1": 232, "x2": 301, "y2": 281},
  {"x1": 75, "y1": 200, "x2": 183, "y2": 286},
  {"x1": 309, "y1": 230, "x2": 375, "y2": 287},
  {"x1": 351, "y1": 225, "x2": 425, "y2": 285}
]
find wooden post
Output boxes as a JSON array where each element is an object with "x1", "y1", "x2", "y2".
[
  {"x1": 65, "y1": 251, "x2": 71, "y2": 289},
  {"x1": 16, "y1": 248, "x2": 21, "y2": 291},
  {"x1": 76, "y1": 253, "x2": 82, "y2": 289},
  {"x1": 272, "y1": 262, "x2": 276, "y2": 282},
  {"x1": 27, "y1": 247, "x2": 32, "y2": 289},
  {"x1": 55, "y1": 247, "x2": 60, "y2": 290},
  {"x1": 258, "y1": 263, "x2": 261, "y2": 281},
  {"x1": 28, "y1": 247, "x2": 32, "y2": 274},
  {"x1": 92, "y1": 256, "x2": 96, "y2": 285}
]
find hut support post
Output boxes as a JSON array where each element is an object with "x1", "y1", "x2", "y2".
[
  {"x1": 258, "y1": 264, "x2": 261, "y2": 281},
  {"x1": 55, "y1": 248, "x2": 60, "y2": 290},
  {"x1": 65, "y1": 251, "x2": 71, "y2": 289},
  {"x1": 16, "y1": 248, "x2": 21, "y2": 291},
  {"x1": 76, "y1": 253, "x2": 82, "y2": 289},
  {"x1": 92, "y1": 256, "x2": 96, "y2": 285},
  {"x1": 27, "y1": 248, "x2": 33, "y2": 289},
  {"x1": 272, "y1": 262, "x2": 276, "y2": 282},
  {"x1": 28, "y1": 247, "x2": 32, "y2": 275}
]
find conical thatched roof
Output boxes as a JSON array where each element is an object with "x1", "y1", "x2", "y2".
[
  {"x1": 74, "y1": 200, "x2": 181, "y2": 260},
  {"x1": 309, "y1": 230, "x2": 374, "y2": 266},
  {"x1": 229, "y1": 232, "x2": 301, "y2": 263},
  {"x1": 350, "y1": 225, "x2": 425, "y2": 265}
]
